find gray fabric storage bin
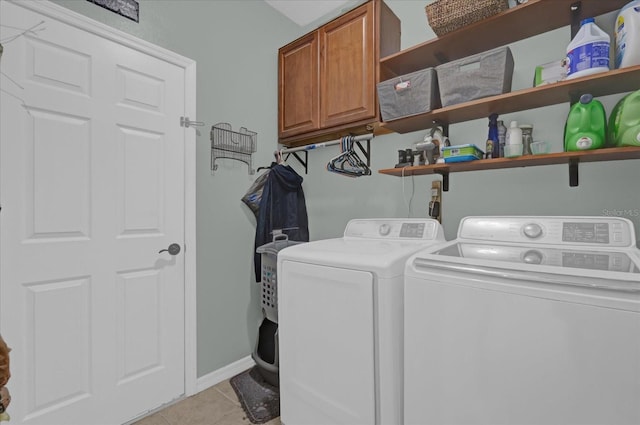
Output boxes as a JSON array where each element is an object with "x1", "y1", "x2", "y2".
[
  {"x1": 377, "y1": 68, "x2": 440, "y2": 121},
  {"x1": 436, "y1": 47, "x2": 514, "y2": 107}
]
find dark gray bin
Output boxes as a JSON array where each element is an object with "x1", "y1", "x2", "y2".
[
  {"x1": 256, "y1": 233, "x2": 304, "y2": 323},
  {"x1": 377, "y1": 67, "x2": 440, "y2": 121},
  {"x1": 436, "y1": 46, "x2": 514, "y2": 107},
  {"x1": 252, "y1": 317, "x2": 279, "y2": 387}
]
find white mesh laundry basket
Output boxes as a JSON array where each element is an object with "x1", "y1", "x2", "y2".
[{"x1": 256, "y1": 233, "x2": 304, "y2": 323}]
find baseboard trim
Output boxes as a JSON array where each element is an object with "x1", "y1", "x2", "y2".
[{"x1": 195, "y1": 355, "x2": 255, "y2": 394}]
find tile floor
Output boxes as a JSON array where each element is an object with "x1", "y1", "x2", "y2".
[{"x1": 132, "y1": 377, "x2": 281, "y2": 425}]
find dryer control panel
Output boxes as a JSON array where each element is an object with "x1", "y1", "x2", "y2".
[
  {"x1": 458, "y1": 216, "x2": 636, "y2": 248},
  {"x1": 345, "y1": 219, "x2": 445, "y2": 241}
]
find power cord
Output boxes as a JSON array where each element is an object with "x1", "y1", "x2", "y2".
[{"x1": 401, "y1": 166, "x2": 415, "y2": 218}]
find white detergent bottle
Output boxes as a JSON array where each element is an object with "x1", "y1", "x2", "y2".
[
  {"x1": 507, "y1": 121, "x2": 522, "y2": 145},
  {"x1": 615, "y1": 0, "x2": 640, "y2": 68},
  {"x1": 566, "y1": 18, "x2": 610, "y2": 80}
]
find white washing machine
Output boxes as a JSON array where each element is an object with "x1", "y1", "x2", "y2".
[
  {"x1": 277, "y1": 218, "x2": 446, "y2": 425},
  {"x1": 404, "y1": 216, "x2": 640, "y2": 425}
]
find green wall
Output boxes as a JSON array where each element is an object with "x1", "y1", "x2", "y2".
[{"x1": 50, "y1": 0, "x2": 639, "y2": 380}]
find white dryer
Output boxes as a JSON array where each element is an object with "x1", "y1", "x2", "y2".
[
  {"x1": 277, "y1": 218, "x2": 445, "y2": 425},
  {"x1": 404, "y1": 216, "x2": 640, "y2": 425}
]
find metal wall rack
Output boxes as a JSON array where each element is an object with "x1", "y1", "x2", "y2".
[
  {"x1": 210, "y1": 123, "x2": 258, "y2": 174},
  {"x1": 278, "y1": 133, "x2": 373, "y2": 174}
]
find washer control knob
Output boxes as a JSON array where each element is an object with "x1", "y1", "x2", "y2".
[
  {"x1": 523, "y1": 250, "x2": 544, "y2": 265},
  {"x1": 379, "y1": 223, "x2": 391, "y2": 236},
  {"x1": 523, "y1": 223, "x2": 543, "y2": 239}
]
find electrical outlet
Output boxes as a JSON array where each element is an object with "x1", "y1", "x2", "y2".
[{"x1": 429, "y1": 180, "x2": 442, "y2": 223}]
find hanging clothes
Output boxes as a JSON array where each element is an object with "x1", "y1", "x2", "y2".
[
  {"x1": 254, "y1": 163, "x2": 309, "y2": 282},
  {"x1": 241, "y1": 168, "x2": 270, "y2": 218}
]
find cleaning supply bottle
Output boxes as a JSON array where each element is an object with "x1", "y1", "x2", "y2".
[
  {"x1": 497, "y1": 120, "x2": 507, "y2": 158},
  {"x1": 506, "y1": 121, "x2": 522, "y2": 146},
  {"x1": 564, "y1": 93, "x2": 607, "y2": 151},
  {"x1": 520, "y1": 124, "x2": 534, "y2": 155},
  {"x1": 615, "y1": 1, "x2": 640, "y2": 68},
  {"x1": 486, "y1": 114, "x2": 499, "y2": 158},
  {"x1": 608, "y1": 89, "x2": 640, "y2": 147},
  {"x1": 566, "y1": 18, "x2": 610, "y2": 80}
]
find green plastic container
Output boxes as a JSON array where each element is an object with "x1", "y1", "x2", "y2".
[
  {"x1": 608, "y1": 89, "x2": 640, "y2": 147},
  {"x1": 564, "y1": 93, "x2": 607, "y2": 151}
]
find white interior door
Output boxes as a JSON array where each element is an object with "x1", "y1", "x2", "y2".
[{"x1": 0, "y1": 2, "x2": 192, "y2": 423}]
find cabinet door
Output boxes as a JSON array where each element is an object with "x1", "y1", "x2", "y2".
[
  {"x1": 278, "y1": 32, "x2": 320, "y2": 139},
  {"x1": 320, "y1": 1, "x2": 375, "y2": 128}
]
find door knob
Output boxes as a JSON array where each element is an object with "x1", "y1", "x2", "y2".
[{"x1": 159, "y1": 243, "x2": 181, "y2": 255}]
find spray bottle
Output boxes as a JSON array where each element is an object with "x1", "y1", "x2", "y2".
[
  {"x1": 486, "y1": 114, "x2": 499, "y2": 159},
  {"x1": 497, "y1": 120, "x2": 507, "y2": 158}
]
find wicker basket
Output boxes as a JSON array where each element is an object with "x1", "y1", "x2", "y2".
[{"x1": 425, "y1": 0, "x2": 509, "y2": 37}]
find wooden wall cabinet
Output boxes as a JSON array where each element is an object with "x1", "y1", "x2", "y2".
[
  {"x1": 278, "y1": 33, "x2": 319, "y2": 140},
  {"x1": 278, "y1": 0, "x2": 400, "y2": 147}
]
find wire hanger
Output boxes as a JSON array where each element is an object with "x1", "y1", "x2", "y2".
[
  {"x1": 1, "y1": 21, "x2": 46, "y2": 115},
  {"x1": 327, "y1": 135, "x2": 371, "y2": 177},
  {"x1": 0, "y1": 20, "x2": 46, "y2": 44}
]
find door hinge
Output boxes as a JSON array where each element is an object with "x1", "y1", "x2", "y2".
[{"x1": 180, "y1": 117, "x2": 204, "y2": 128}]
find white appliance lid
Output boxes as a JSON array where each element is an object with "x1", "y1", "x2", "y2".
[
  {"x1": 433, "y1": 242, "x2": 640, "y2": 274},
  {"x1": 408, "y1": 238, "x2": 640, "y2": 293},
  {"x1": 278, "y1": 218, "x2": 445, "y2": 278},
  {"x1": 279, "y1": 238, "x2": 443, "y2": 277},
  {"x1": 409, "y1": 253, "x2": 640, "y2": 295},
  {"x1": 406, "y1": 216, "x2": 640, "y2": 293}
]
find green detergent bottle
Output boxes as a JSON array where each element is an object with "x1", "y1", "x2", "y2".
[
  {"x1": 608, "y1": 89, "x2": 640, "y2": 147},
  {"x1": 564, "y1": 93, "x2": 607, "y2": 151}
]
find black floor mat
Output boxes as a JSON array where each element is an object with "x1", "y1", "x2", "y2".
[{"x1": 230, "y1": 366, "x2": 280, "y2": 424}]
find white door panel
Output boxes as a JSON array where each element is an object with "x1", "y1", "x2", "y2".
[{"x1": 1, "y1": 1, "x2": 188, "y2": 423}]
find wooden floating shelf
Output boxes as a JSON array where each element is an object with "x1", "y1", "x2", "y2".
[
  {"x1": 380, "y1": 0, "x2": 629, "y2": 78},
  {"x1": 379, "y1": 66, "x2": 640, "y2": 134},
  {"x1": 379, "y1": 147, "x2": 640, "y2": 177}
]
